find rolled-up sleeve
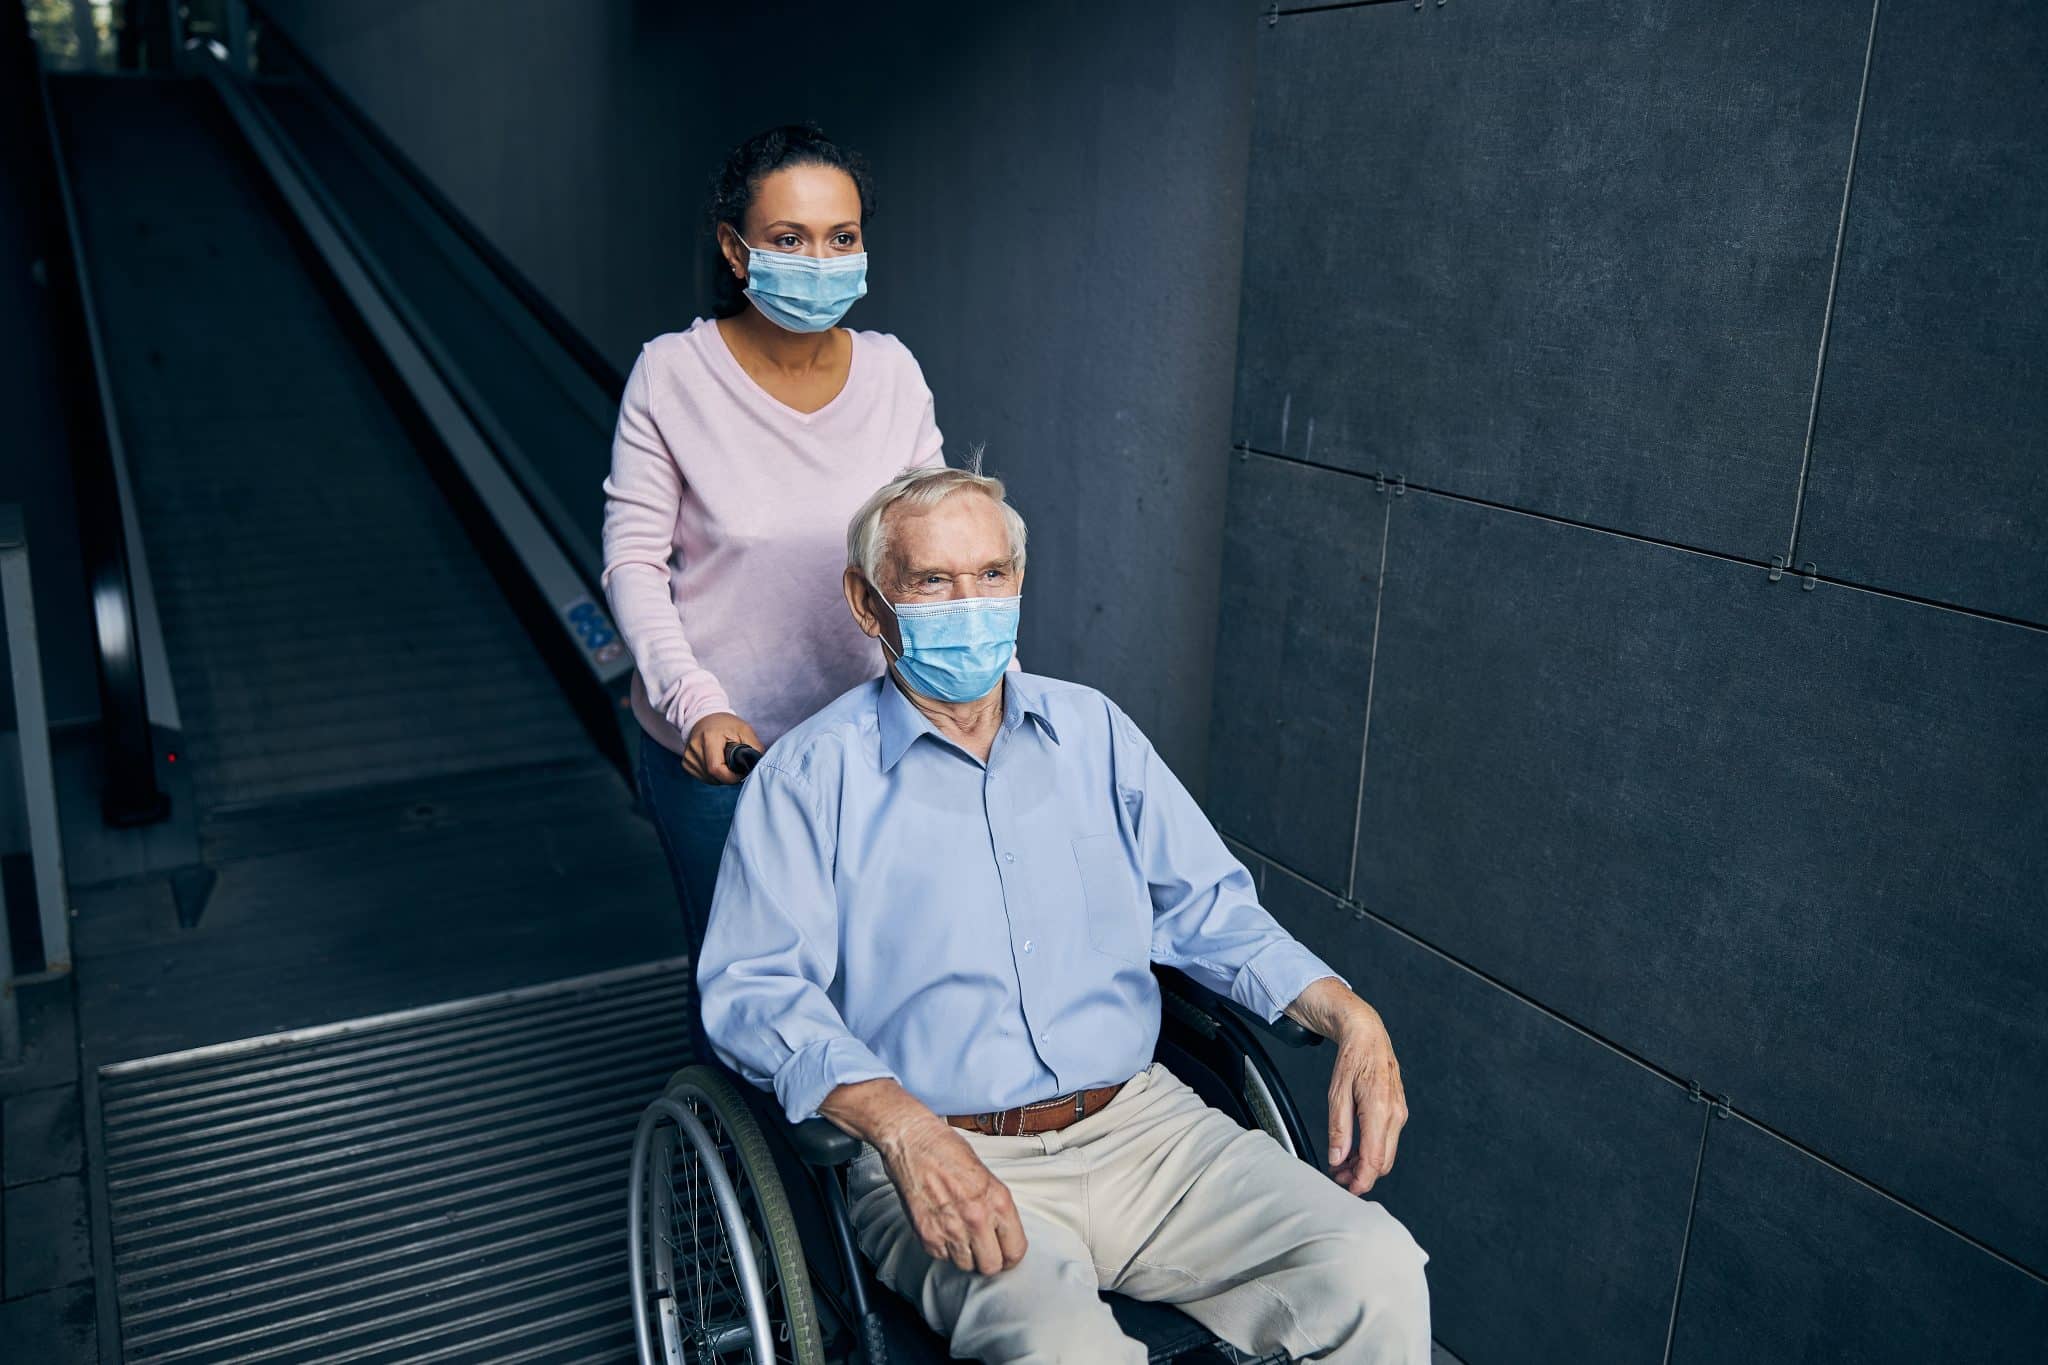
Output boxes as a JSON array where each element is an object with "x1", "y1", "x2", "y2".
[
  {"x1": 1111, "y1": 707, "x2": 1345, "y2": 1022},
  {"x1": 696, "y1": 760, "x2": 897, "y2": 1122}
]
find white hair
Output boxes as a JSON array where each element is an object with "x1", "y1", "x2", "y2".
[{"x1": 846, "y1": 447, "x2": 1029, "y2": 585}]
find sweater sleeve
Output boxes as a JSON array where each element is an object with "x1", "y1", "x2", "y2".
[{"x1": 600, "y1": 348, "x2": 734, "y2": 739}]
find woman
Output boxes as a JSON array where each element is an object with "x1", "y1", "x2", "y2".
[{"x1": 602, "y1": 124, "x2": 943, "y2": 966}]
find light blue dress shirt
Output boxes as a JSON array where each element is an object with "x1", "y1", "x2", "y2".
[{"x1": 697, "y1": 671, "x2": 1341, "y2": 1124}]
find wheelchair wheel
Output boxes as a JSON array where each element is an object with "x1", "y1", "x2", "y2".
[
  {"x1": 1238, "y1": 1053, "x2": 1298, "y2": 1159},
  {"x1": 629, "y1": 1065, "x2": 825, "y2": 1365}
]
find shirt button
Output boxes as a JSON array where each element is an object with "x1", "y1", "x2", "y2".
[
  {"x1": 1022, "y1": 939, "x2": 1034, "y2": 954},
  {"x1": 1003, "y1": 852, "x2": 1015, "y2": 864},
  {"x1": 1040, "y1": 1030, "x2": 1052, "y2": 1043}
]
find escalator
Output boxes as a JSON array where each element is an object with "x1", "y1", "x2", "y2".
[
  {"x1": 55, "y1": 76, "x2": 598, "y2": 811},
  {"x1": 40, "y1": 49, "x2": 690, "y2": 1365}
]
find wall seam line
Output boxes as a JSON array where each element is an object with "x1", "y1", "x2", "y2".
[
  {"x1": 1275, "y1": 0, "x2": 1420, "y2": 19},
  {"x1": 1345, "y1": 495, "x2": 1395, "y2": 901},
  {"x1": 1660, "y1": 1109, "x2": 1713, "y2": 1365},
  {"x1": 1785, "y1": 0, "x2": 1884, "y2": 565},
  {"x1": 1258, "y1": 848, "x2": 1705, "y2": 1089},
  {"x1": 1250, "y1": 849, "x2": 2048, "y2": 1287},
  {"x1": 1237, "y1": 446, "x2": 2048, "y2": 635}
]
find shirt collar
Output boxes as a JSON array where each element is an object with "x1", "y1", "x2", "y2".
[{"x1": 875, "y1": 671, "x2": 1060, "y2": 772}]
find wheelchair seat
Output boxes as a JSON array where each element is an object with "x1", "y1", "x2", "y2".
[{"x1": 627, "y1": 969, "x2": 1321, "y2": 1364}]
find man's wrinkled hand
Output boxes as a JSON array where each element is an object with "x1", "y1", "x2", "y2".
[
  {"x1": 1325, "y1": 1003, "x2": 1407, "y2": 1195},
  {"x1": 1286, "y1": 977, "x2": 1409, "y2": 1195},
  {"x1": 878, "y1": 1116, "x2": 1028, "y2": 1275}
]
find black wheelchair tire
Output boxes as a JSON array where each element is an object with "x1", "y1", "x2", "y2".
[{"x1": 650, "y1": 1065, "x2": 826, "y2": 1365}]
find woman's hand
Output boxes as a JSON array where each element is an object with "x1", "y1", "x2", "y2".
[{"x1": 684, "y1": 712, "x2": 764, "y2": 784}]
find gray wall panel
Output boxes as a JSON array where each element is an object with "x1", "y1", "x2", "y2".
[
  {"x1": 1237, "y1": 0, "x2": 1870, "y2": 557},
  {"x1": 1354, "y1": 491, "x2": 2048, "y2": 1270},
  {"x1": 1261, "y1": 868, "x2": 1700, "y2": 1365},
  {"x1": 1671, "y1": 1117, "x2": 2048, "y2": 1364},
  {"x1": 1207, "y1": 453, "x2": 1382, "y2": 889},
  {"x1": 1798, "y1": 0, "x2": 2048, "y2": 623}
]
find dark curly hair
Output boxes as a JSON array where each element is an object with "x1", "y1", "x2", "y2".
[{"x1": 708, "y1": 123, "x2": 876, "y2": 320}]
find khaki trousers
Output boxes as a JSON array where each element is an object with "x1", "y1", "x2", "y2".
[{"x1": 847, "y1": 1063, "x2": 1432, "y2": 1364}]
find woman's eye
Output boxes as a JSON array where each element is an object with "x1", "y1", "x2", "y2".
[
  {"x1": 835, "y1": 233, "x2": 857, "y2": 247},
  {"x1": 775, "y1": 235, "x2": 800, "y2": 249}
]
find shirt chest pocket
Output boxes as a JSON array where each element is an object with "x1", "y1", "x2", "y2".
[{"x1": 1072, "y1": 834, "x2": 1148, "y2": 965}]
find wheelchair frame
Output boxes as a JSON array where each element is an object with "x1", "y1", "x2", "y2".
[{"x1": 628, "y1": 969, "x2": 1325, "y2": 1365}]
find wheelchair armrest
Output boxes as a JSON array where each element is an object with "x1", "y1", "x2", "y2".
[
  {"x1": 788, "y1": 1117, "x2": 865, "y2": 1167},
  {"x1": 1240, "y1": 1004, "x2": 1320, "y2": 1050},
  {"x1": 1159, "y1": 967, "x2": 1323, "y2": 1049}
]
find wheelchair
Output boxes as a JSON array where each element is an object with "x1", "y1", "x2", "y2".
[{"x1": 626, "y1": 968, "x2": 1326, "y2": 1365}]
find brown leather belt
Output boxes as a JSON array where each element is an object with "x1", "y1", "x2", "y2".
[{"x1": 947, "y1": 1083, "x2": 1125, "y2": 1137}]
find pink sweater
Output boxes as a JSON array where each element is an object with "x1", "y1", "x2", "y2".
[{"x1": 601, "y1": 318, "x2": 944, "y2": 755}]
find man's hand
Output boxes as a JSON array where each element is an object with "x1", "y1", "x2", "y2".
[
  {"x1": 818, "y1": 1078, "x2": 1028, "y2": 1275},
  {"x1": 1286, "y1": 976, "x2": 1409, "y2": 1195},
  {"x1": 878, "y1": 1116, "x2": 1028, "y2": 1275},
  {"x1": 683, "y1": 712, "x2": 763, "y2": 784}
]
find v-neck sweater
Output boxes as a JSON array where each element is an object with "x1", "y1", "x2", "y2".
[{"x1": 601, "y1": 317, "x2": 944, "y2": 755}]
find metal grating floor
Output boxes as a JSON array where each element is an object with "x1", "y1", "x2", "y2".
[{"x1": 96, "y1": 961, "x2": 691, "y2": 1364}]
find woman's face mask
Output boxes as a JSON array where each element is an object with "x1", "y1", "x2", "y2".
[
  {"x1": 876, "y1": 590, "x2": 1021, "y2": 703},
  {"x1": 739, "y1": 234, "x2": 868, "y2": 333}
]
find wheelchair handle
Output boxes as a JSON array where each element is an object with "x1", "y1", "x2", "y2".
[{"x1": 724, "y1": 741, "x2": 763, "y2": 778}]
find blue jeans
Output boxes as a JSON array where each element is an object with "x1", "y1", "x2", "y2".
[{"x1": 636, "y1": 729, "x2": 744, "y2": 1062}]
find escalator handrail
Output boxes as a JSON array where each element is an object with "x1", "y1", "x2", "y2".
[
  {"x1": 245, "y1": 2, "x2": 628, "y2": 405},
  {"x1": 19, "y1": 36, "x2": 171, "y2": 826}
]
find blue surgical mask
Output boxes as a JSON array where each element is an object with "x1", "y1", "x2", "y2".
[
  {"x1": 879, "y1": 593, "x2": 1021, "y2": 703},
  {"x1": 739, "y1": 237, "x2": 868, "y2": 333}
]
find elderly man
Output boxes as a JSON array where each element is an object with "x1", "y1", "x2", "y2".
[{"x1": 698, "y1": 464, "x2": 1430, "y2": 1364}]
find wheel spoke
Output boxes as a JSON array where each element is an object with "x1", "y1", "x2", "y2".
[
  {"x1": 656, "y1": 1083, "x2": 810, "y2": 1364},
  {"x1": 684, "y1": 1130, "x2": 709, "y2": 1336}
]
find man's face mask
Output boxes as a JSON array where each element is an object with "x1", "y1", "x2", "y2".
[
  {"x1": 877, "y1": 590, "x2": 1021, "y2": 703},
  {"x1": 740, "y1": 235, "x2": 869, "y2": 333}
]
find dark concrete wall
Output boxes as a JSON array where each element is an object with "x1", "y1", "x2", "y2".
[
  {"x1": 253, "y1": 0, "x2": 1256, "y2": 789},
  {"x1": 1212, "y1": 3, "x2": 2048, "y2": 1363}
]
